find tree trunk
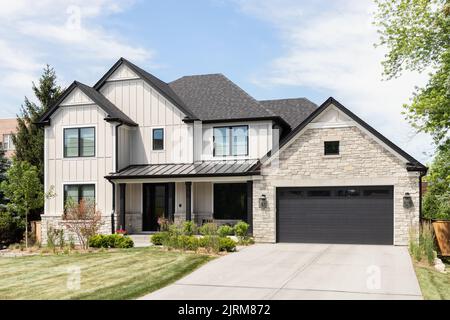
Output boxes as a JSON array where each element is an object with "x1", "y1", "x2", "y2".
[{"x1": 25, "y1": 208, "x2": 29, "y2": 248}]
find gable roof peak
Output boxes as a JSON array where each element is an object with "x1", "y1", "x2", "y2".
[
  {"x1": 261, "y1": 96, "x2": 426, "y2": 171},
  {"x1": 37, "y1": 80, "x2": 137, "y2": 127},
  {"x1": 94, "y1": 57, "x2": 198, "y2": 120}
]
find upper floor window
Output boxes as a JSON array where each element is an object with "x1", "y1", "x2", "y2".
[
  {"x1": 324, "y1": 141, "x2": 339, "y2": 155},
  {"x1": 64, "y1": 127, "x2": 95, "y2": 158},
  {"x1": 213, "y1": 125, "x2": 248, "y2": 157},
  {"x1": 2, "y1": 134, "x2": 14, "y2": 151},
  {"x1": 152, "y1": 128, "x2": 164, "y2": 150}
]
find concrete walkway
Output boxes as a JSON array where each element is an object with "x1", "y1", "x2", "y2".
[{"x1": 141, "y1": 243, "x2": 422, "y2": 300}]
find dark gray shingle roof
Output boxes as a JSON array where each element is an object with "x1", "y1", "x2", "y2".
[
  {"x1": 105, "y1": 159, "x2": 260, "y2": 179},
  {"x1": 169, "y1": 74, "x2": 278, "y2": 122},
  {"x1": 259, "y1": 98, "x2": 317, "y2": 128}
]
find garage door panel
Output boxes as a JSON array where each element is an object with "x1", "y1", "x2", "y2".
[{"x1": 277, "y1": 186, "x2": 393, "y2": 245}]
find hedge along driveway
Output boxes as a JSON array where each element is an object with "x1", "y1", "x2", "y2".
[{"x1": 0, "y1": 248, "x2": 212, "y2": 299}]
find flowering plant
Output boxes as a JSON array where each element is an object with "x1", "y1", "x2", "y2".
[{"x1": 116, "y1": 229, "x2": 127, "y2": 235}]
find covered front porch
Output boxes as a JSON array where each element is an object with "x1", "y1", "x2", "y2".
[{"x1": 105, "y1": 160, "x2": 260, "y2": 234}]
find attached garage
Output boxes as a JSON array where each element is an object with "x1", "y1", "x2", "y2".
[{"x1": 276, "y1": 186, "x2": 394, "y2": 245}]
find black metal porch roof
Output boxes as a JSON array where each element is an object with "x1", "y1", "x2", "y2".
[{"x1": 105, "y1": 159, "x2": 261, "y2": 180}]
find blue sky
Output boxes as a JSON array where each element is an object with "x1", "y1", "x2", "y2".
[{"x1": 0, "y1": 0, "x2": 434, "y2": 162}]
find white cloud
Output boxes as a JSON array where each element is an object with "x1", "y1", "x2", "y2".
[
  {"x1": 234, "y1": 0, "x2": 434, "y2": 162},
  {"x1": 0, "y1": 0, "x2": 153, "y2": 117}
]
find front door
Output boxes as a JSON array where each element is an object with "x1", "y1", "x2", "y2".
[{"x1": 143, "y1": 183, "x2": 168, "y2": 231}]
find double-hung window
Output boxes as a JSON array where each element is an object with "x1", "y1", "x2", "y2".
[
  {"x1": 213, "y1": 125, "x2": 248, "y2": 156},
  {"x1": 64, "y1": 184, "x2": 95, "y2": 206},
  {"x1": 64, "y1": 127, "x2": 95, "y2": 157}
]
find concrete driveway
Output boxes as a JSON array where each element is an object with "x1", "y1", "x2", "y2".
[{"x1": 141, "y1": 243, "x2": 422, "y2": 300}]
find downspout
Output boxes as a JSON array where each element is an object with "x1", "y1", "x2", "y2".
[
  {"x1": 115, "y1": 121, "x2": 124, "y2": 172},
  {"x1": 419, "y1": 171, "x2": 427, "y2": 222}
]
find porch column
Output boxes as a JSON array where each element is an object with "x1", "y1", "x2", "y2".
[
  {"x1": 247, "y1": 180, "x2": 253, "y2": 235},
  {"x1": 185, "y1": 181, "x2": 192, "y2": 221},
  {"x1": 168, "y1": 183, "x2": 175, "y2": 222},
  {"x1": 119, "y1": 183, "x2": 126, "y2": 230}
]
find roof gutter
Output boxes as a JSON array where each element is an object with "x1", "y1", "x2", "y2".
[
  {"x1": 406, "y1": 163, "x2": 428, "y2": 173},
  {"x1": 105, "y1": 116, "x2": 138, "y2": 127},
  {"x1": 104, "y1": 170, "x2": 261, "y2": 181},
  {"x1": 34, "y1": 120, "x2": 51, "y2": 127},
  {"x1": 184, "y1": 116, "x2": 291, "y2": 131}
]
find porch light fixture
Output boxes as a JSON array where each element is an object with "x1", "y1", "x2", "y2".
[
  {"x1": 259, "y1": 194, "x2": 267, "y2": 209},
  {"x1": 403, "y1": 193, "x2": 413, "y2": 209}
]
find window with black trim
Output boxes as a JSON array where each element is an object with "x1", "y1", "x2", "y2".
[
  {"x1": 64, "y1": 184, "x2": 95, "y2": 206},
  {"x1": 213, "y1": 183, "x2": 247, "y2": 220},
  {"x1": 213, "y1": 125, "x2": 248, "y2": 156},
  {"x1": 324, "y1": 141, "x2": 339, "y2": 155},
  {"x1": 64, "y1": 127, "x2": 95, "y2": 157},
  {"x1": 152, "y1": 128, "x2": 164, "y2": 150}
]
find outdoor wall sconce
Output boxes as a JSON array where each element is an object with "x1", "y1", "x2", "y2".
[
  {"x1": 259, "y1": 194, "x2": 267, "y2": 209},
  {"x1": 403, "y1": 192, "x2": 414, "y2": 209}
]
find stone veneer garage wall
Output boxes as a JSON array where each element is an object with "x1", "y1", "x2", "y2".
[{"x1": 252, "y1": 125, "x2": 420, "y2": 245}]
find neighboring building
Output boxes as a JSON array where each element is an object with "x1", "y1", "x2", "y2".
[
  {"x1": 38, "y1": 58, "x2": 427, "y2": 245},
  {"x1": 0, "y1": 118, "x2": 17, "y2": 159}
]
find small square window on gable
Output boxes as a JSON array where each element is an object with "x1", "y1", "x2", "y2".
[
  {"x1": 324, "y1": 141, "x2": 340, "y2": 155},
  {"x1": 152, "y1": 128, "x2": 164, "y2": 151}
]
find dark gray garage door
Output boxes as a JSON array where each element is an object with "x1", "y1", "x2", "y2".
[{"x1": 277, "y1": 186, "x2": 393, "y2": 244}]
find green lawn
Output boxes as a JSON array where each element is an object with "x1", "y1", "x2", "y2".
[
  {"x1": 414, "y1": 261, "x2": 450, "y2": 300},
  {"x1": 0, "y1": 248, "x2": 212, "y2": 300}
]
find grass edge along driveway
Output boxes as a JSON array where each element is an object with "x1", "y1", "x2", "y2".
[
  {"x1": 0, "y1": 247, "x2": 213, "y2": 300},
  {"x1": 413, "y1": 260, "x2": 450, "y2": 300}
]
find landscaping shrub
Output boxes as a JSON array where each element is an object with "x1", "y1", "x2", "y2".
[
  {"x1": 117, "y1": 236, "x2": 134, "y2": 248},
  {"x1": 219, "y1": 237, "x2": 236, "y2": 252},
  {"x1": 409, "y1": 222, "x2": 436, "y2": 265},
  {"x1": 89, "y1": 234, "x2": 134, "y2": 248},
  {"x1": 63, "y1": 199, "x2": 102, "y2": 250},
  {"x1": 182, "y1": 221, "x2": 197, "y2": 236},
  {"x1": 179, "y1": 235, "x2": 199, "y2": 251},
  {"x1": 0, "y1": 210, "x2": 23, "y2": 247},
  {"x1": 420, "y1": 222, "x2": 436, "y2": 265},
  {"x1": 46, "y1": 224, "x2": 65, "y2": 249},
  {"x1": 151, "y1": 232, "x2": 167, "y2": 245},
  {"x1": 89, "y1": 235, "x2": 106, "y2": 248},
  {"x1": 218, "y1": 225, "x2": 234, "y2": 237},
  {"x1": 199, "y1": 222, "x2": 218, "y2": 236},
  {"x1": 199, "y1": 235, "x2": 220, "y2": 253},
  {"x1": 234, "y1": 221, "x2": 249, "y2": 240},
  {"x1": 168, "y1": 223, "x2": 183, "y2": 236}
]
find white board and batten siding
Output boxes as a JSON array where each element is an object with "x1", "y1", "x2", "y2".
[
  {"x1": 100, "y1": 64, "x2": 194, "y2": 166},
  {"x1": 44, "y1": 89, "x2": 114, "y2": 217},
  {"x1": 201, "y1": 121, "x2": 273, "y2": 161}
]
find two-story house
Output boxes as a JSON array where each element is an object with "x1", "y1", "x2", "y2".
[{"x1": 38, "y1": 58, "x2": 426, "y2": 245}]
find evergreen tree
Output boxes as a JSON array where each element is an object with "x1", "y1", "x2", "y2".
[
  {"x1": 0, "y1": 148, "x2": 10, "y2": 206},
  {"x1": 12, "y1": 65, "x2": 62, "y2": 182}
]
